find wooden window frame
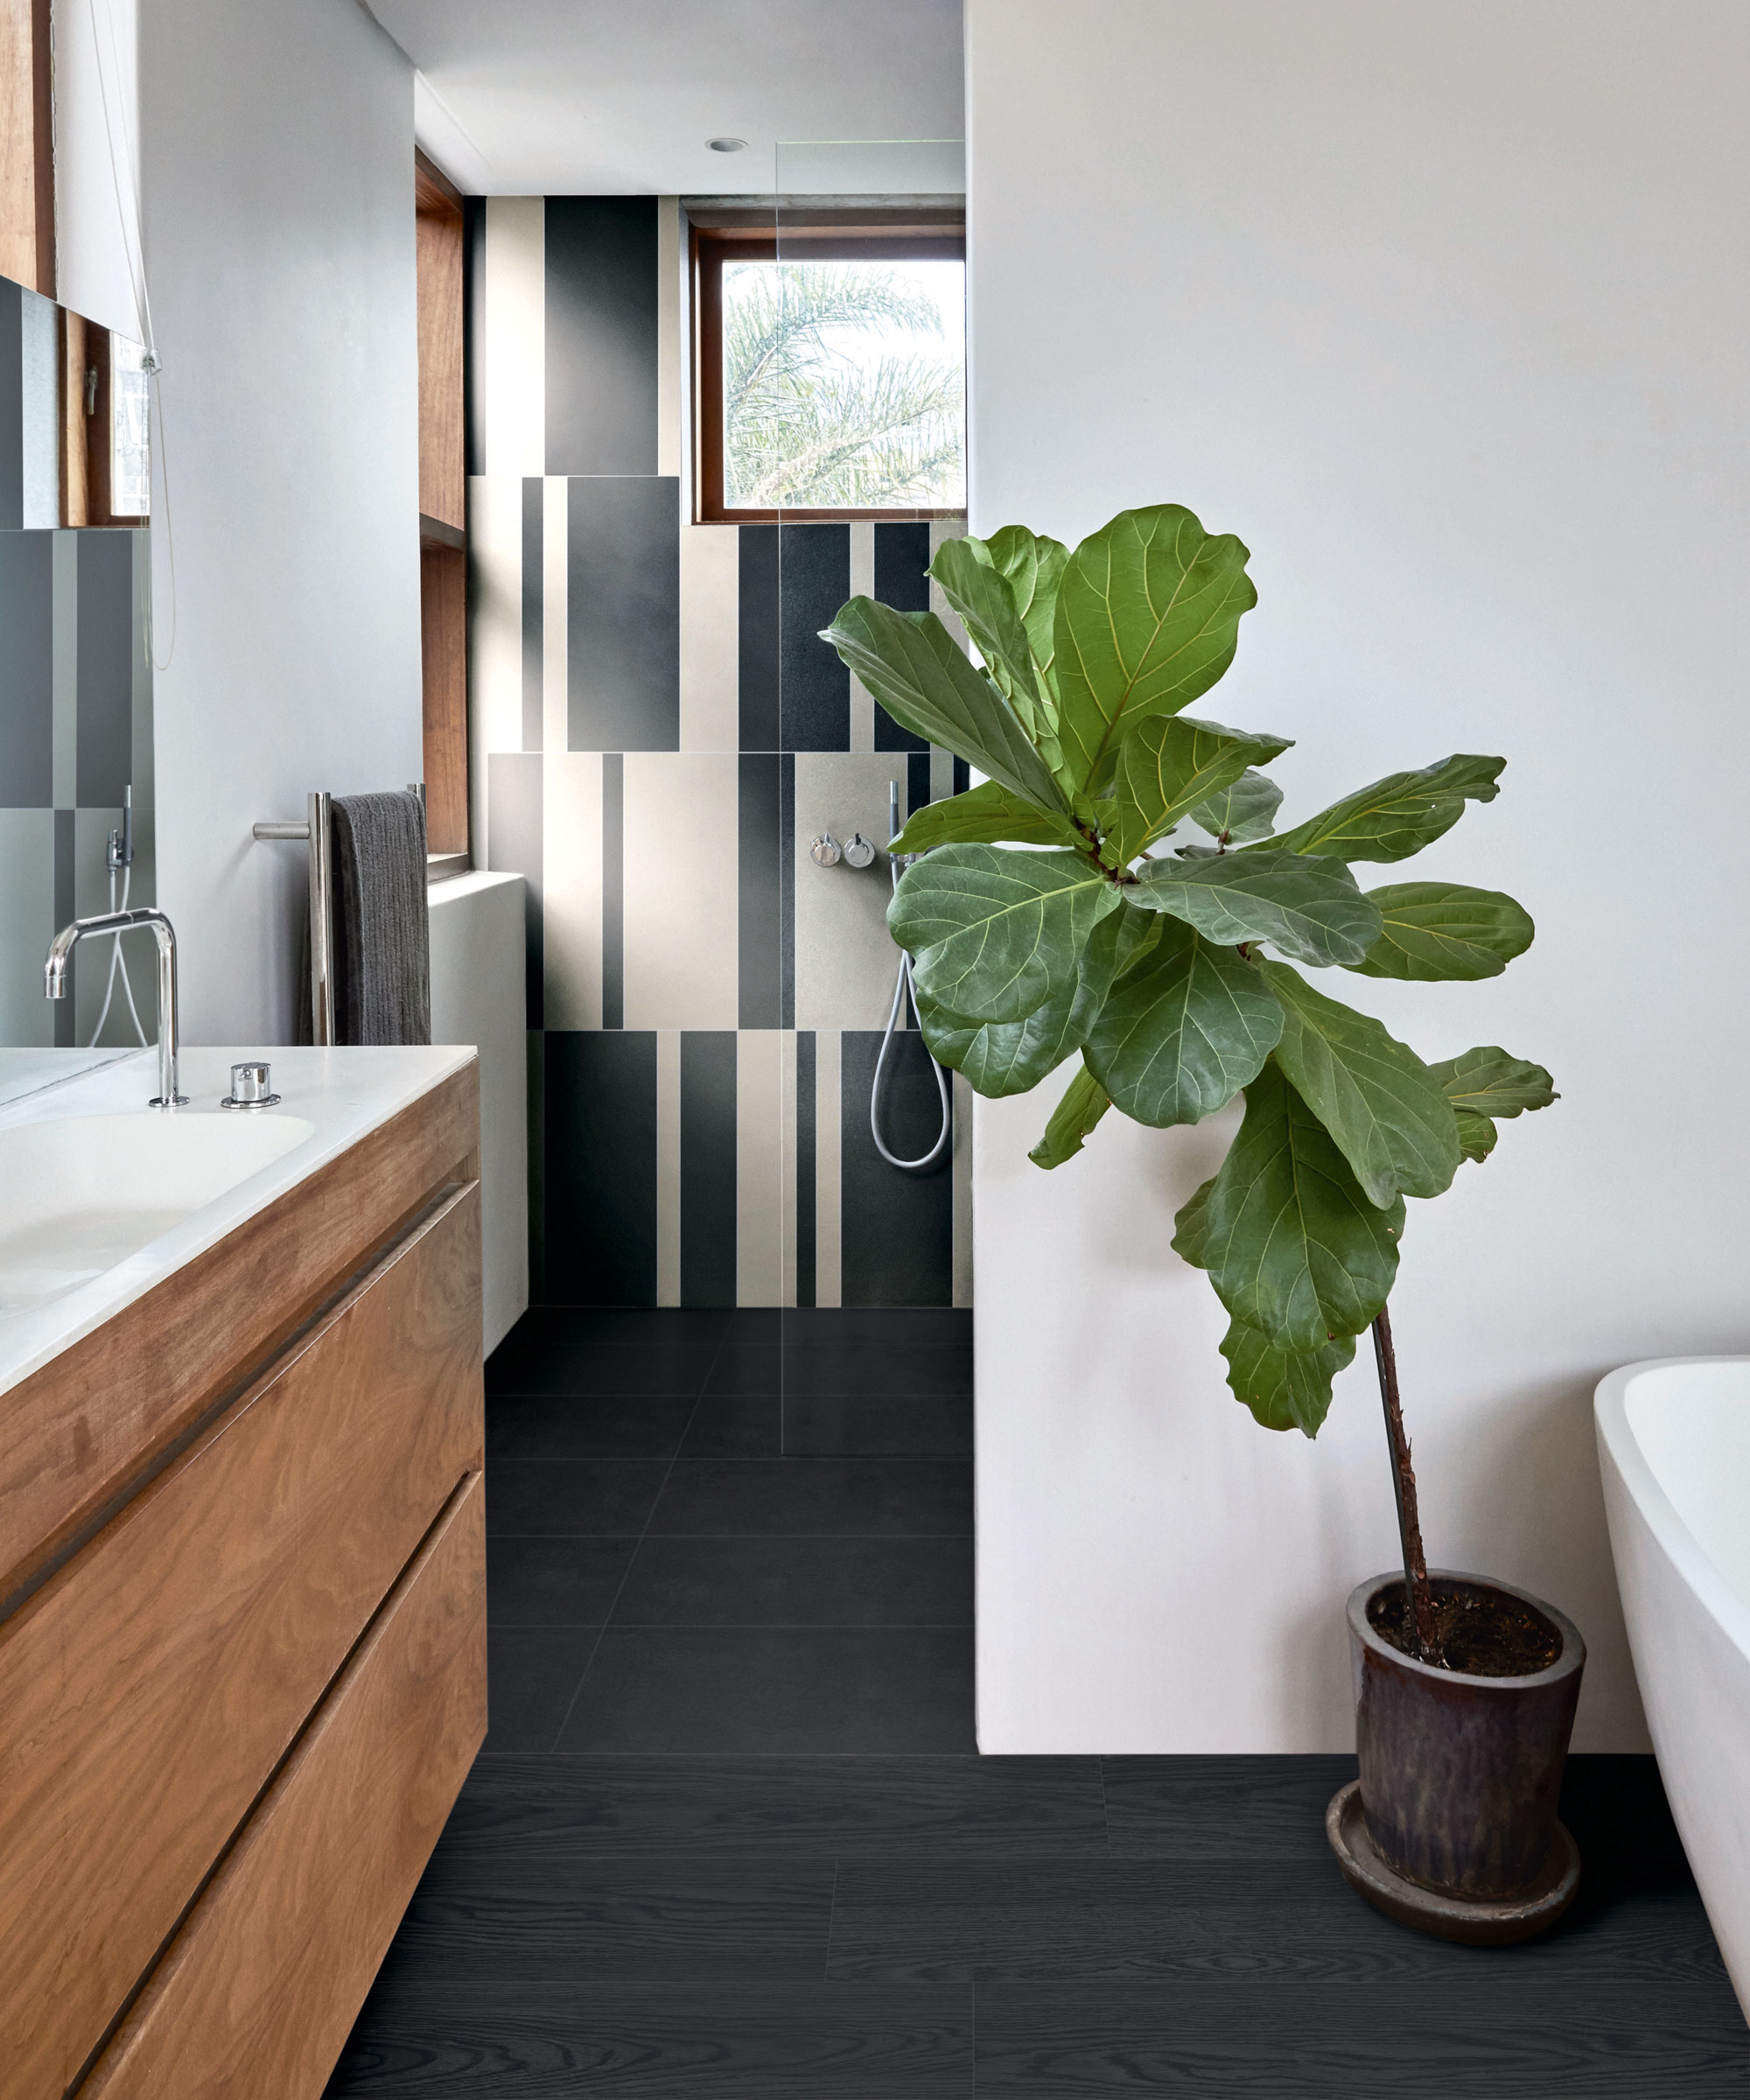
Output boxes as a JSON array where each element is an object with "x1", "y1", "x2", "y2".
[
  {"x1": 690, "y1": 211, "x2": 966, "y2": 525},
  {"x1": 415, "y1": 149, "x2": 470, "y2": 864}
]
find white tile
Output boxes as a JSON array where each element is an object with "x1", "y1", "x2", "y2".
[
  {"x1": 737, "y1": 1029, "x2": 787, "y2": 1306},
  {"x1": 657, "y1": 1030, "x2": 682, "y2": 1306},
  {"x1": 679, "y1": 525, "x2": 739, "y2": 752},
  {"x1": 542, "y1": 752, "x2": 603, "y2": 1031},
  {"x1": 814, "y1": 1028, "x2": 842, "y2": 1308},
  {"x1": 849, "y1": 522, "x2": 875, "y2": 751},
  {"x1": 780, "y1": 1028, "x2": 798, "y2": 1307},
  {"x1": 621, "y1": 753, "x2": 738, "y2": 1029},
  {"x1": 470, "y1": 475, "x2": 523, "y2": 765},
  {"x1": 484, "y1": 197, "x2": 545, "y2": 477},
  {"x1": 542, "y1": 477, "x2": 569, "y2": 755}
]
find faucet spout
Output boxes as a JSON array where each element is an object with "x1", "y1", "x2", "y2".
[{"x1": 45, "y1": 907, "x2": 187, "y2": 1109}]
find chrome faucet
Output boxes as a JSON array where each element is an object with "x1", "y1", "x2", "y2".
[{"x1": 45, "y1": 908, "x2": 188, "y2": 1109}]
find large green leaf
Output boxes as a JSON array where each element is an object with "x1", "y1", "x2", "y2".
[
  {"x1": 1130, "y1": 850, "x2": 1382, "y2": 968},
  {"x1": 889, "y1": 844, "x2": 1122, "y2": 1023},
  {"x1": 1172, "y1": 1176, "x2": 1217, "y2": 1269},
  {"x1": 1264, "y1": 754, "x2": 1505, "y2": 863},
  {"x1": 1083, "y1": 917, "x2": 1284, "y2": 1128},
  {"x1": 1190, "y1": 769, "x2": 1283, "y2": 844},
  {"x1": 1221, "y1": 1319, "x2": 1356, "y2": 1438},
  {"x1": 1428, "y1": 1046, "x2": 1558, "y2": 1117},
  {"x1": 1053, "y1": 505, "x2": 1257, "y2": 788},
  {"x1": 1029, "y1": 1058, "x2": 1110, "y2": 1168},
  {"x1": 1348, "y1": 882, "x2": 1535, "y2": 981},
  {"x1": 928, "y1": 537, "x2": 1051, "y2": 744},
  {"x1": 1203, "y1": 1060, "x2": 1404, "y2": 1353},
  {"x1": 1112, "y1": 713, "x2": 1293, "y2": 864},
  {"x1": 889, "y1": 780, "x2": 1083, "y2": 856},
  {"x1": 913, "y1": 977, "x2": 1081, "y2": 1099},
  {"x1": 1454, "y1": 1108, "x2": 1498, "y2": 1163},
  {"x1": 975, "y1": 525, "x2": 1071, "y2": 703},
  {"x1": 820, "y1": 598, "x2": 1067, "y2": 811},
  {"x1": 1260, "y1": 962, "x2": 1462, "y2": 1205}
]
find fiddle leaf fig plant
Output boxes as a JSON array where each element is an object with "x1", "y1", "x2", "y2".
[{"x1": 820, "y1": 502, "x2": 1558, "y2": 1665}]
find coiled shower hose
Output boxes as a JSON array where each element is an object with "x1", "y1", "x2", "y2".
[{"x1": 871, "y1": 782, "x2": 952, "y2": 1173}]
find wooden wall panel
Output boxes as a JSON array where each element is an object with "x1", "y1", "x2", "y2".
[
  {"x1": 0, "y1": 0, "x2": 54, "y2": 296},
  {"x1": 80, "y1": 1471, "x2": 488, "y2": 2100},
  {"x1": 421, "y1": 541, "x2": 470, "y2": 856},
  {"x1": 0, "y1": 1061, "x2": 479, "y2": 1602},
  {"x1": 0, "y1": 1187, "x2": 483, "y2": 2100},
  {"x1": 417, "y1": 206, "x2": 465, "y2": 530}
]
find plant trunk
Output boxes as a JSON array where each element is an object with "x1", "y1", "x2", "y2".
[{"x1": 1371, "y1": 1306, "x2": 1442, "y2": 1663}]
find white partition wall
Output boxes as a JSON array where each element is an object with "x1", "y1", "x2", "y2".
[{"x1": 966, "y1": 0, "x2": 1750, "y2": 1752}]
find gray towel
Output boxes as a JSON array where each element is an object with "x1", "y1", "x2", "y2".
[{"x1": 330, "y1": 791, "x2": 430, "y2": 1046}]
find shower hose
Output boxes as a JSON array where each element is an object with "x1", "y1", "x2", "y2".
[{"x1": 871, "y1": 784, "x2": 952, "y2": 1174}]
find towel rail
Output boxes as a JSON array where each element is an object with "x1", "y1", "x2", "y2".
[{"x1": 252, "y1": 784, "x2": 422, "y2": 1047}]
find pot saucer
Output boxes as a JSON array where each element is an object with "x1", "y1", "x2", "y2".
[{"x1": 1326, "y1": 1778, "x2": 1580, "y2": 1945}]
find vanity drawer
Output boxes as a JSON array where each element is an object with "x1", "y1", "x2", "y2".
[
  {"x1": 0, "y1": 1180, "x2": 482, "y2": 2100},
  {"x1": 80, "y1": 1468, "x2": 486, "y2": 2099}
]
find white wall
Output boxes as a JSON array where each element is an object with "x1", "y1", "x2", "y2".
[
  {"x1": 54, "y1": 0, "x2": 144, "y2": 340},
  {"x1": 137, "y1": 0, "x2": 422, "y2": 1043},
  {"x1": 429, "y1": 872, "x2": 530, "y2": 1355},
  {"x1": 967, "y1": 0, "x2": 1750, "y2": 1752}
]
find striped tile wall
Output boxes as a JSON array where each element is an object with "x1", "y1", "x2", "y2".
[{"x1": 467, "y1": 197, "x2": 973, "y2": 1309}]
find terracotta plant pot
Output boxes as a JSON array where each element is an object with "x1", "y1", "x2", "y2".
[{"x1": 1330, "y1": 1569, "x2": 1586, "y2": 1943}]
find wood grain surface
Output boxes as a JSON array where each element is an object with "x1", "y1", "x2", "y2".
[
  {"x1": 0, "y1": 1060, "x2": 478, "y2": 1605},
  {"x1": 80, "y1": 1469, "x2": 487, "y2": 2100}
]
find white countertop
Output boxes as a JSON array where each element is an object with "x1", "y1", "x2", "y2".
[{"x1": 0, "y1": 1043, "x2": 475, "y2": 1399}]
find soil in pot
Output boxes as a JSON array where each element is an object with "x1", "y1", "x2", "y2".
[{"x1": 1367, "y1": 1578, "x2": 1563, "y2": 1676}]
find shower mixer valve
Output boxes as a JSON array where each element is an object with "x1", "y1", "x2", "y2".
[
  {"x1": 843, "y1": 834, "x2": 876, "y2": 868},
  {"x1": 809, "y1": 834, "x2": 842, "y2": 866},
  {"x1": 810, "y1": 833, "x2": 878, "y2": 869}
]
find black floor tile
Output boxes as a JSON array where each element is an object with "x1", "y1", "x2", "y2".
[
  {"x1": 778, "y1": 1339, "x2": 973, "y2": 1398},
  {"x1": 487, "y1": 1460, "x2": 670, "y2": 1536},
  {"x1": 485, "y1": 1626, "x2": 601, "y2": 1752},
  {"x1": 971, "y1": 1978, "x2": 1748, "y2": 2096},
  {"x1": 555, "y1": 1628, "x2": 978, "y2": 1753},
  {"x1": 326, "y1": 1979, "x2": 974, "y2": 2097},
  {"x1": 1102, "y1": 1754, "x2": 1357, "y2": 1860},
  {"x1": 486, "y1": 1309, "x2": 732, "y2": 1397},
  {"x1": 677, "y1": 1394, "x2": 783, "y2": 1458},
  {"x1": 488, "y1": 1537, "x2": 638, "y2": 1627},
  {"x1": 701, "y1": 1346, "x2": 783, "y2": 1397},
  {"x1": 778, "y1": 1308, "x2": 972, "y2": 1347},
  {"x1": 782, "y1": 1392, "x2": 973, "y2": 1456},
  {"x1": 487, "y1": 1391, "x2": 700, "y2": 1461},
  {"x1": 612, "y1": 1536, "x2": 973, "y2": 1627},
  {"x1": 437, "y1": 1755, "x2": 1109, "y2": 1860},
  {"x1": 388, "y1": 1855, "x2": 836, "y2": 1983},
  {"x1": 648, "y1": 1460, "x2": 972, "y2": 1537}
]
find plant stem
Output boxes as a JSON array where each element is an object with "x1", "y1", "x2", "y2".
[{"x1": 1371, "y1": 1306, "x2": 1442, "y2": 1664}]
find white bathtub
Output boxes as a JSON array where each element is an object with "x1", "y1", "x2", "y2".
[{"x1": 1596, "y1": 1357, "x2": 1750, "y2": 2020}]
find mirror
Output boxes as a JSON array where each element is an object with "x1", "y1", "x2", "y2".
[{"x1": 0, "y1": 268, "x2": 156, "y2": 1100}]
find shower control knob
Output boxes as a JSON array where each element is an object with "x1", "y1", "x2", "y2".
[
  {"x1": 843, "y1": 833, "x2": 876, "y2": 869},
  {"x1": 810, "y1": 834, "x2": 842, "y2": 867}
]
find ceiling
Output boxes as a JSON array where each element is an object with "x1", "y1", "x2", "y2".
[{"x1": 365, "y1": 0, "x2": 965, "y2": 197}]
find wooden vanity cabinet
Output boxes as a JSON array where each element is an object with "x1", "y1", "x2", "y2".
[{"x1": 0, "y1": 1064, "x2": 486, "y2": 2100}]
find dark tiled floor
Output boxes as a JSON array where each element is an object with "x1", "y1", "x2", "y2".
[{"x1": 327, "y1": 1309, "x2": 1746, "y2": 2096}]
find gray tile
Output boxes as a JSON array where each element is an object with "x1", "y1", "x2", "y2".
[
  {"x1": 648, "y1": 1460, "x2": 972, "y2": 1536},
  {"x1": 544, "y1": 197, "x2": 659, "y2": 476},
  {"x1": 568, "y1": 477, "x2": 679, "y2": 752},
  {"x1": 487, "y1": 1460, "x2": 669, "y2": 1536},
  {"x1": 485, "y1": 1625, "x2": 601, "y2": 1752},
  {"x1": 738, "y1": 524, "x2": 779, "y2": 750},
  {"x1": 0, "y1": 532, "x2": 52, "y2": 804},
  {"x1": 779, "y1": 524, "x2": 849, "y2": 752},
  {"x1": 611, "y1": 1535, "x2": 973, "y2": 1626},
  {"x1": 486, "y1": 752, "x2": 542, "y2": 1027},
  {"x1": 488, "y1": 1536, "x2": 638, "y2": 1626}
]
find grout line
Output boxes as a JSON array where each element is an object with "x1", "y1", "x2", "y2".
[{"x1": 542, "y1": 1320, "x2": 740, "y2": 1751}]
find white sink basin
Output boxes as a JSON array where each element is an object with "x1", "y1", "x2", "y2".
[{"x1": 0, "y1": 1111, "x2": 316, "y2": 1314}]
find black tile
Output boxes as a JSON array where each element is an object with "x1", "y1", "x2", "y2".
[
  {"x1": 542, "y1": 1032, "x2": 658, "y2": 1306},
  {"x1": 602, "y1": 752, "x2": 623, "y2": 1026},
  {"x1": 521, "y1": 474, "x2": 543, "y2": 752},
  {"x1": 971, "y1": 1978, "x2": 1748, "y2": 2096},
  {"x1": 487, "y1": 1460, "x2": 670, "y2": 1536},
  {"x1": 487, "y1": 1392, "x2": 700, "y2": 1460},
  {"x1": 75, "y1": 529, "x2": 136, "y2": 807},
  {"x1": 556, "y1": 1628, "x2": 976, "y2": 1752},
  {"x1": 486, "y1": 752, "x2": 542, "y2": 1028},
  {"x1": 839, "y1": 1030, "x2": 954, "y2": 1306},
  {"x1": 648, "y1": 1460, "x2": 972, "y2": 1536},
  {"x1": 488, "y1": 1306, "x2": 732, "y2": 1390},
  {"x1": 1102, "y1": 1754, "x2": 1358, "y2": 1861},
  {"x1": 704, "y1": 1344, "x2": 784, "y2": 1396},
  {"x1": 326, "y1": 1978, "x2": 973, "y2": 2097},
  {"x1": 393, "y1": 1854, "x2": 836, "y2": 1982},
  {"x1": 488, "y1": 1536, "x2": 638, "y2": 1626},
  {"x1": 781, "y1": 1393, "x2": 972, "y2": 1458},
  {"x1": 780, "y1": 1340, "x2": 974, "y2": 1399},
  {"x1": 0, "y1": 532, "x2": 52, "y2": 804},
  {"x1": 677, "y1": 1393, "x2": 783, "y2": 1457},
  {"x1": 438, "y1": 1754, "x2": 1108, "y2": 1860},
  {"x1": 485, "y1": 1626, "x2": 601, "y2": 1752},
  {"x1": 682, "y1": 1032, "x2": 738, "y2": 1307},
  {"x1": 737, "y1": 523, "x2": 780, "y2": 751},
  {"x1": 738, "y1": 752, "x2": 793, "y2": 1028},
  {"x1": 612, "y1": 1536, "x2": 972, "y2": 1626},
  {"x1": 795, "y1": 1029, "x2": 816, "y2": 1306},
  {"x1": 568, "y1": 478, "x2": 680, "y2": 751},
  {"x1": 544, "y1": 196, "x2": 658, "y2": 476},
  {"x1": 872, "y1": 522, "x2": 931, "y2": 752},
  {"x1": 780, "y1": 1308, "x2": 973, "y2": 1348},
  {"x1": 778, "y1": 523, "x2": 850, "y2": 751}
]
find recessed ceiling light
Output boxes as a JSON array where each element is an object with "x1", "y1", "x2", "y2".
[{"x1": 707, "y1": 136, "x2": 747, "y2": 153}]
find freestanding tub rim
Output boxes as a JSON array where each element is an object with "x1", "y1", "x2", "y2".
[{"x1": 1593, "y1": 1354, "x2": 1750, "y2": 1670}]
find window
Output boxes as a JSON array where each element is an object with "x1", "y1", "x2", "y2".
[
  {"x1": 692, "y1": 216, "x2": 965, "y2": 522},
  {"x1": 110, "y1": 334, "x2": 151, "y2": 516}
]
